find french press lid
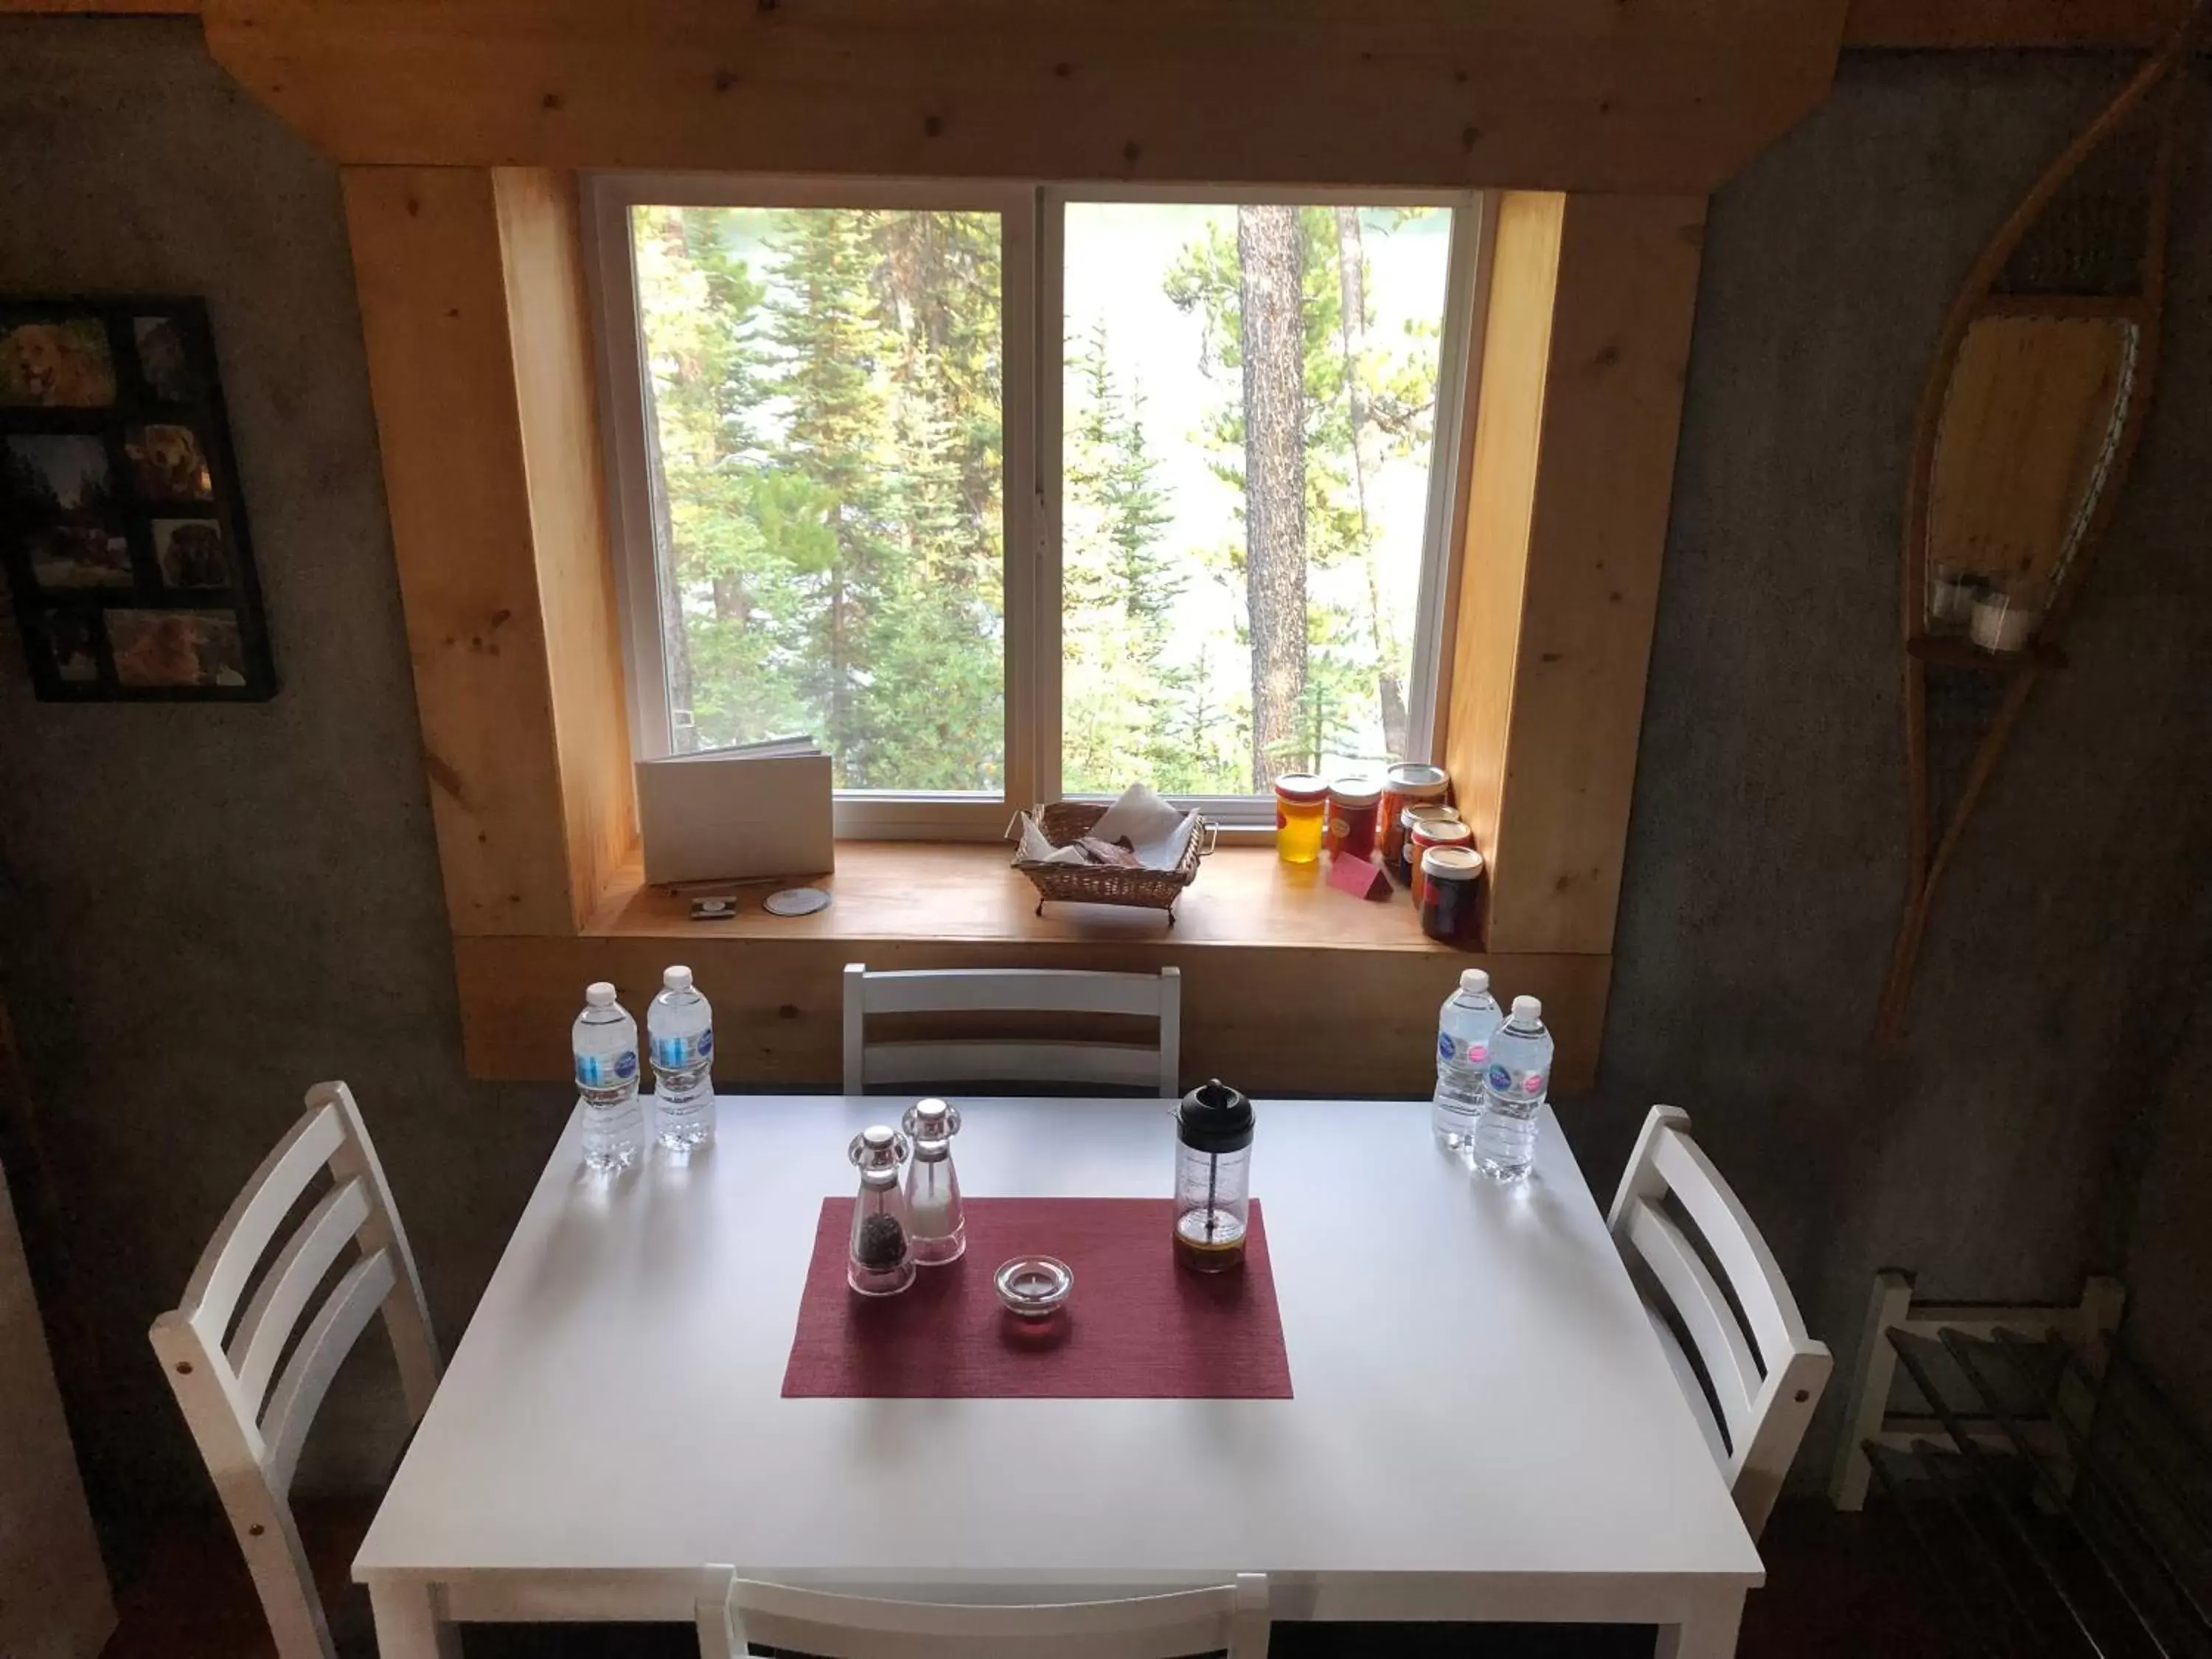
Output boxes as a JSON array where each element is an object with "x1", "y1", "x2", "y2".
[{"x1": 1177, "y1": 1079, "x2": 1253, "y2": 1154}]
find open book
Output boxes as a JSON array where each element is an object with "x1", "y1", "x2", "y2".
[{"x1": 634, "y1": 737, "x2": 833, "y2": 886}]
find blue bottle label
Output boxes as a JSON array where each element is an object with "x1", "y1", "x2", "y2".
[
  {"x1": 1438, "y1": 1032, "x2": 1455, "y2": 1062},
  {"x1": 653, "y1": 1029, "x2": 713, "y2": 1069},
  {"x1": 576, "y1": 1049, "x2": 637, "y2": 1088}
]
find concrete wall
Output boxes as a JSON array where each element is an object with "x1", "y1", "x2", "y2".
[
  {"x1": 0, "y1": 18, "x2": 574, "y2": 1520},
  {"x1": 1586, "y1": 53, "x2": 2212, "y2": 1472},
  {"x1": 0, "y1": 21, "x2": 2204, "y2": 1538}
]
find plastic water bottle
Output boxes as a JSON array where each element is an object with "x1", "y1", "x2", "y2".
[
  {"x1": 573, "y1": 981, "x2": 642, "y2": 1173},
  {"x1": 1472, "y1": 995, "x2": 1554, "y2": 1182},
  {"x1": 1432, "y1": 969, "x2": 1505, "y2": 1155},
  {"x1": 648, "y1": 964, "x2": 715, "y2": 1153}
]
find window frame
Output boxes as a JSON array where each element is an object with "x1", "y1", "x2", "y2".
[{"x1": 583, "y1": 173, "x2": 1482, "y2": 839}]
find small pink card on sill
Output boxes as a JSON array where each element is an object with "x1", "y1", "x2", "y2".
[{"x1": 1326, "y1": 854, "x2": 1393, "y2": 901}]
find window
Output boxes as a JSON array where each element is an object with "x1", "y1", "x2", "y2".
[{"x1": 588, "y1": 179, "x2": 1479, "y2": 835}]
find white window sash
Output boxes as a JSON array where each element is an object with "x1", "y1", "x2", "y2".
[{"x1": 584, "y1": 174, "x2": 1484, "y2": 841}]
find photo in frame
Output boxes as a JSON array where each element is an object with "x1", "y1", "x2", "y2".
[{"x1": 0, "y1": 297, "x2": 274, "y2": 700}]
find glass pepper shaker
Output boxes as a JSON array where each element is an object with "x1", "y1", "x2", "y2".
[
  {"x1": 900, "y1": 1098, "x2": 965, "y2": 1266},
  {"x1": 1174, "y1": 1079, "x2": 1254, "y2": 1273},
  {"x1": 846, "y1": 1124, "x2": 915, "y2": 1297}
]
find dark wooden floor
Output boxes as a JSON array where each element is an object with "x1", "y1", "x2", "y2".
[{"x1": 102, "y1": 1498, "x2": 1955, "y2": 1658}]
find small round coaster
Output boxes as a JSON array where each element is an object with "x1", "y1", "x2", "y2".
[{"x1": 762, "y1": 886, "x2": 831, "y2": 917}]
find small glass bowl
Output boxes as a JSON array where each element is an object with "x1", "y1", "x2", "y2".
[{"x1": 993, "y1": 1255, "x2": 1074, "y2": 1320}]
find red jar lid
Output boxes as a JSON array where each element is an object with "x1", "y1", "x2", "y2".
[
  {"x1": 1273, "y1": 772, "x2": 1329, "y2": 804},
  {"x1": 1411, "y1": 819, "x2": 1473, "y2": 849}
]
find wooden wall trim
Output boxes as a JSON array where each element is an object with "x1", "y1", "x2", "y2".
[
  {"x1": 493, "y1": 170, "x2": 639, "y2": 927},
  {"x1": 342, "y1": 167, "x2": 627, "y2": 936},
  {"x1": 5, "y1": 1, "x2": 2194, "y2": 48},
  {"x1": 1447, "y1": 193, "x2": 1706, "y2": 958},
  {"x1": 456, "y1": 935, "x2": 1612, "y2": 1097},
  {"x1": 201, "y1": 0, "x2": 1843, "y2": 195}
]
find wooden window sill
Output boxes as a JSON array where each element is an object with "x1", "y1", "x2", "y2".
[{"x1": 582, "y1": 841, "x2": 1461, "y2": 952}]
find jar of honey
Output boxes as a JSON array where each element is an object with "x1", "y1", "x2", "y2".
[
  {"x1": 1379, "y1": 763, "x2": 1451, "y2": 876},
  {"x1": 1419, "y1": 846, "x2": 1486, "y2": 946},
  {"x1": 1273, "y1": 773, "x2": 1329, "y2": 864},
  {"x1": 1394, "y1": 804, "x2": 1463, "y2": 885},
  {"x1": 1408, "y1": 818, "x2": 1474, "y2": 904},
  {"x1": 1326, "y1": 776, "x2": 1382, "y2": 862}
]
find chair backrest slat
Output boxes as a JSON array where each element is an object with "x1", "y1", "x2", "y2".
[
  {"x1": 227, "y1": 1175, "x2": 372, "y2": 1416},
  {"x1": 181, "y1": 1101, "x2": 346, "y2": 1343},
  {"x1": 862, "y1": 1040, "x2": 1163, "y2": 1091},
  {"x1": 844, "y1": 964, "x2": 1182, "y2": 1096},
  {"x1": 1621, "y1": 1196, "x2": 1759, "y2": 1448},
  {"x1": 151, "y1": 1082, "x2": 440, "y2": 1659},
  {"x1": 706, "y1": 1573, "x2": 1269, "y2": 1659},
  {"x1": 260, "y1": 1246, "x2": 397, "y2": 1496},
  {"x1": 1607, "y1": 1105, "x2": 1831, "y2": 1539},
  {"x1": 1646, "y1": 1126, "x2": 1806, "y2": 1365}
]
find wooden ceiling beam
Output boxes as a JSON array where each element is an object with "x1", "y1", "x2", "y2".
[{"x1": 199, "y1": 0, "x2": 1846, "y2": 193}]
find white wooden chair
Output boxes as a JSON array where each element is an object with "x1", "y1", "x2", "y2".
[
  {"x1": 1607, "y1": 1105, "x2": 1832, "y2": 1538},
  {"x1": 695, "y1": 1570, "x2": 1271, "y2": 1659},
  {"x1": 150, "y1": 1082, "x2": 439, "y2": 1659},
  {"x1": 842, "y1": 963, "x2": 1182, "y2": 1097}
]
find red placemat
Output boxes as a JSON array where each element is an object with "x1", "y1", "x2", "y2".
[{"x1": 782, "y1": 1197, "x2": 1292, "y2": 1399}]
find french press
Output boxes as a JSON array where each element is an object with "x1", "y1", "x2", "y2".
[{"x1": 1173, "y1": 1079, "x2": 1253, "y2": 1273}]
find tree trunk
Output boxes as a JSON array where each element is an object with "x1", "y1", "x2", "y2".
[
  {"x1": 1332, "y1": 206, "x2": 1408, "y2": 759},
  {"x1": 1239, "y1": 204, "x2": 1307, "y2": 790}
]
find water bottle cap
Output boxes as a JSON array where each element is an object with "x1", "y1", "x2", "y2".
[
  {"x1": 1512, "y1": 995, "x2": 1543, "y2": 1020},
  {"x1": 584, "y1": 981, "x2": 616, "y2": 1006},
  {"x1": 1458, "y1": 969, "x2": 1490, "y2": 997},
  {"x1": 663, "y1": 965, "x2": 694, "y2": 991}
]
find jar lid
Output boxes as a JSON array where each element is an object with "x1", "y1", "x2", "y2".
[
  {"x1": 1177, "y1": 1078, "x2": 1255, "y2": 1153},
  {"x1": 1401, "y1": 802, "x2": 1461, "y2": 827},
  {"x1": 1385, "y1": 762, "x2": 1451, "y2": 792},
  {"x1": 901, "y1": 1098, "x2": 961, "y2": 1141},
  {"x1": 1327, "y1": 775, "x2": 1382, "y2": 806},
  {"x1": 1411, "y1": 819, "x2": 1473, "y2": 847},
  {"x1": 1422, "y1": 845, "x2": 1486, "y2": 882},
  {"x1": 849, "y1": 1124, "x2": 910, "y2": 1169},
  {"x1": 1271, "y1": 772, "x2": 1329, "y2": 804}
]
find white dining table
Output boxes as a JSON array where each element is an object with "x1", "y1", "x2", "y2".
[{"x1": 355, "y1": 1096, "x2": 1764, "y2": 1658}]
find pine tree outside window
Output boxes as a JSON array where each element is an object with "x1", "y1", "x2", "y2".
[{"x1": 586, "y1": 178, "x2": 1481, "y2": 839}]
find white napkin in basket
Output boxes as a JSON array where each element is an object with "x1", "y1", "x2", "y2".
[{"x1": 1017, "y1": 785, "x2": 1198, "y2": 871}]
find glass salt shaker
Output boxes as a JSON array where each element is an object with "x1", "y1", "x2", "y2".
[
  {"x1": 1173, "y1": 1079, "x2": 1253, "y2": 1274},
  {"x1": 900, "y1": 1098, "x2": 965, "y2": 1266},
  {"x1": 846, "y1": 1125, "x2": 915, "y2": 1297}
]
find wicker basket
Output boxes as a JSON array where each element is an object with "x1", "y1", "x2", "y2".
[{"x1": 1007, "y1": 801, "x2": 1216, "y2": 922}]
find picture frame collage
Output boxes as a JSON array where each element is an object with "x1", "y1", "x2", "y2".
[{"x1": 0, "y1": 296, "x2": 275, "y2": 700}]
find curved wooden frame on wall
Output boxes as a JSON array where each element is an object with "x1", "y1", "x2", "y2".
[{"x1": 1875, "y1": 0, "x2": 2207, "y2": 1041}]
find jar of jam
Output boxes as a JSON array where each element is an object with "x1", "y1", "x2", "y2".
[
  {"x1": 1408, "y1": 818, "x2": 1474, "y2": 904},
  {"x1": 1326, "y1": 776, "x2": 1382, "y2": 862},
  {"x1": 1394, "y1": 804, "x2": 1463, "y2": 885},
  {"x1": 1379, "y1": 763, "x2": 1451, "y2": 876},
  {"x1": 1273, "y1": 773, "x2": 1329, "y2": 864},
  {"x1": 1419, "y1": 846, "x2": 1486, "y2": 946}
]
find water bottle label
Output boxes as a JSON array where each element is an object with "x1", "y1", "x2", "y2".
[
  {"x1": 653, "y1": 1029, "x2": 713, "y2": 1069},
  {"x1": 1438, "y1": 1032, "x2": 1454, "y2": 1062},
  {"x1": 1487, "y1": 1062, "x2": 1548, "y2": 1096},
  {"x1": 575, "y1": 1050, "x2": 637, "y2": 1088}
]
